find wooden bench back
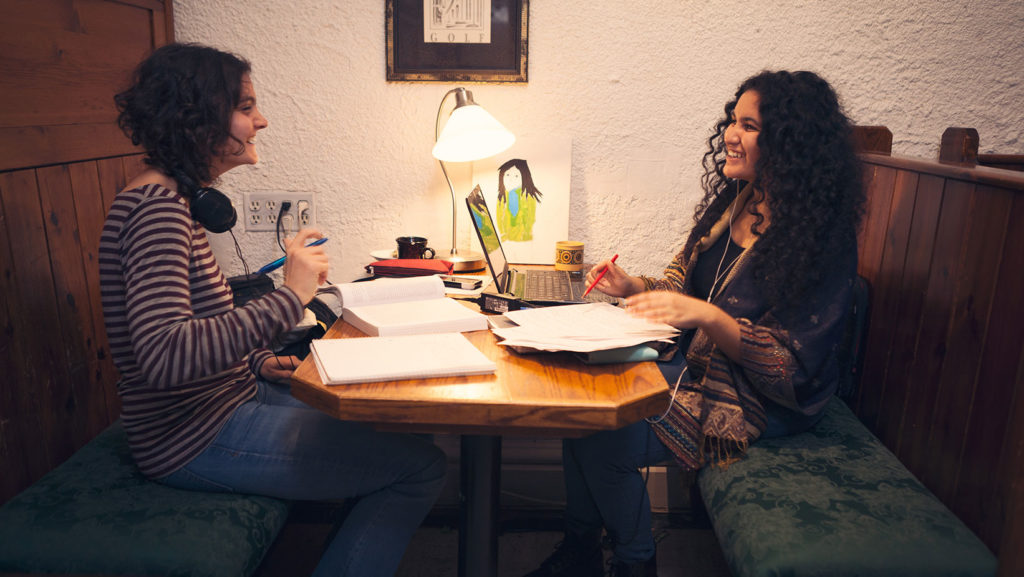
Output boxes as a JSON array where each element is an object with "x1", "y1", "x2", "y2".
[
  {"x1": 940, "y1": 127, "x2": 1024, "y2": 171},
  {"x1": 855, "y1": 148, "x2": 1024, "y2": 575},
  {"x1": 852, "y1": 125, "x2": 893, "y2": 155}
]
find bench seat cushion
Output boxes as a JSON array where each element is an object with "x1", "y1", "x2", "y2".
[
  {"x1": 0, "y1": 421, "x2": 290, "y2": 577},
  {"x1": 698, "y1": 397, "x2": 996, "y2": 577}
]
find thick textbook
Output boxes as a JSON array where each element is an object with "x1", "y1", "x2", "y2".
[
  {"x1": 309, "y1": 333, "x2": 496, "y2": 385},
  {"x1": 339, "y1": 276, "x2": 488, "y2": 336}
]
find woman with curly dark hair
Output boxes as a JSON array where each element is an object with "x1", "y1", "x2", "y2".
[
  {"x1": 524, "y1": 71, "x2": 864, "y2": 577},
  {"x1": 100, "y1": 43, "x2": 446, "y2": 577}
]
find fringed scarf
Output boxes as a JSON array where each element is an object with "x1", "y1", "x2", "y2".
[{"x1": 649, "y1": 184, "x2": 775, "y2": 469}]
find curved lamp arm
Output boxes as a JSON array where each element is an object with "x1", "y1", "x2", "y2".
[{"x1": 432, "y1": 87, "x2": 514, "y2": 261}]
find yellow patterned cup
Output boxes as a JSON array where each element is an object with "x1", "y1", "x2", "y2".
[{"x1": 555, "y1": 241, "x2": 584, "y2": 271}]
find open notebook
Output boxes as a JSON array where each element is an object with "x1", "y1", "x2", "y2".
[{"x1": 465, "y1": 185, "x2": 617, "y2": 305}]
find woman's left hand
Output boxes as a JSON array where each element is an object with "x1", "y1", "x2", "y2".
[
  {"x1": 259, "y1": 355, "x2": 301, "y2": 383},
  {"x1": 625, "y1": 291, "x2": 714, "y2": 329},
  {"x1": 626, "y1": 291, "x2": 743, "y2": 360}
]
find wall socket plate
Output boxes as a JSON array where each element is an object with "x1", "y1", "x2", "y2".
[{"x1": 243, "y1": 192, "x2": 315, "y2": 232}]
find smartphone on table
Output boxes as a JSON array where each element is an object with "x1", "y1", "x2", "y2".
[{"x1": 439, "y1": 275, "x2": 483, "y2": 290}]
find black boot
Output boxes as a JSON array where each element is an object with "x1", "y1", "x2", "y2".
[
  {"x1": 523, "y1": 532, "x2": 604, "y2": 577},
  {"x1": 607, "y1": 552, "x2": 657, "y2": 577}
]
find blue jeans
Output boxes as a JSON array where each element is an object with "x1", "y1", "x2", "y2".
[
  {"x1": 562, "y1": 347, "x2": 807, "y2": 564},
  {"x1": 561, "y1": 349, "x2": 681, "y2": 564},
  {"x1": 161, "y1": 380, "x2": 447, "y2": 577},
  {"x1": 563, "y1": 420, "x2": 673, "y2": 564}
]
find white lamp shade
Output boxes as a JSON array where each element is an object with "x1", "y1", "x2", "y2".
[{"x1": 432, "y1": 104, "x2": 515, "y2": 162}]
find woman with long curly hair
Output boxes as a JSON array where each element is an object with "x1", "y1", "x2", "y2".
[
  {"x1": 100, "y1": 43, "x2": 446, "y2": 577},
  {"x1": 524, "y1": 70, "x2": 865, "y2": 577}
]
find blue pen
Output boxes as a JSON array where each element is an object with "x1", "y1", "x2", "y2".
[{"x1": 256, "y1": 237, "x2": 328, "y2": 275}]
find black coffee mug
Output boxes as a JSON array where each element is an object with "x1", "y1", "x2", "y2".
[{"x1": 396, "y1": 236, "x2": 436, "y2": 259}]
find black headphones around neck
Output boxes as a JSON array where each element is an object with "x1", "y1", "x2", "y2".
[{"x1": 190, "y1": 186, "x2": 237, "y2": 233}]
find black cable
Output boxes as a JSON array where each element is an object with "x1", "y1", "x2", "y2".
[
  {"x1": 276, "y1": 201, "x2": 292, "y2": 252},
  {"x1": 229, "y1": 229, "x2": 251, "y2": 276}
]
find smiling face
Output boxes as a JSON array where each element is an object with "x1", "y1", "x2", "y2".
[
  {"x1": 723, "y1": 90, "x2": 762, "y2": 182},
  {"x1": 210, "y1": 74, "x2": 268, "y2": 178}
]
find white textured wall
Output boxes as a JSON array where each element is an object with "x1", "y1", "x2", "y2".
[{"x1": 174, "y1": 0, "x2": 1024, "y2": 283}]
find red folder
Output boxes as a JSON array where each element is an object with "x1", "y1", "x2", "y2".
[{"x1": 365, "y1": 259, "x2": 453, "y2": 278}]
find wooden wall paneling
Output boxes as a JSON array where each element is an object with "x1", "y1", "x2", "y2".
[
  {"x1": 855, "y1": 159, "x2": 896, "y2": 283},
  {"x1": 852, "y1": 161, "x2": 894, "y2": 415},
  {"x1": 953, "y1": 185, "x2": 1024, "y2": 551},
  {"x1": 0, "y1": 175, "x2": 35, "y2": 500},
  {"x1": 0, "y1": 169, "x2": 72, "y2": 496},
  {"x1": 36, "y1": 164, "x2": 102, "y2": 447},
  {"x1": 897, "y1": 179, "x2": 975, "y2": 477},
  {"x1": 0, "y1": 0, "x2": 171, "y2": 172},
  {"x1": 68, "y1": 161, "x2": 120, "y2": 422},
  {"x1": 996, "y1": 345, "x2": 1024, "y2": 576},
  {"x1": 922, "y1": 183, "x2": 1013, "y2": 505},
  {"x1": 96, "y1": 156, "x2": 130, "y2": 211},
  {"x1": 855, "y1": 167, "x2": 917, "y2": 428},
  {"x1": 0, "y1": 125, "x2": 136, "y2": 172},
  {"x1": 121, "y1": 154, "x2": 147, "y2": 183},
  {"x1": 873, "y1": 173, "x2": 943, "y2": 446}
]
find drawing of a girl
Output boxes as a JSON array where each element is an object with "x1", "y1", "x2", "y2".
[{"x1": 496, "y1": 158, "x2": 542, "y2": 242}]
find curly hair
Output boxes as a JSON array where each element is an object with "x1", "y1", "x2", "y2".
[
  {"x1": 688, "y1": 70, "x2": 865, "y2": 309},
  {"x1": 114, "y1": 43, "x2": 251, "y2": 198}
]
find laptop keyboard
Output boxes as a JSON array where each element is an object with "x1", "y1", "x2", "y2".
[
  {"x1": 570, "y1": 279, "x2": 619, "y2": 304},
  {"x1": 524, "y1": 269, "x2": 571, "y2": 300},
  {"x1": 514, "y1": 269, "x2": 620, "y2": 303}
]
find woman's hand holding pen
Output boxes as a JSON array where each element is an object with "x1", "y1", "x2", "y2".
[
  {"x1": 585, "y1": 258, "x2": 645, "y2": 298},
  {"x1": 283, "y1": 228, "x2": 329, "y2": 305}
]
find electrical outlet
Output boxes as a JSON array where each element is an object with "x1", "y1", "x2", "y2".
[{"x1": 243, "y1": 192, "x2": 315, "y2": 232}]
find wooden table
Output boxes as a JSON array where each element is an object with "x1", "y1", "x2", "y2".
[{"x1": 291, "y1": 317, "x2": 669, "y2": 577}]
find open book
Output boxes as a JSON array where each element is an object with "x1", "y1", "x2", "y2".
[
  {"x1": 310, "y1": 332, "x2": 496, "y2": 385},
  {"x1": 339, "y1": 275, "x2": 488, "y2": 336}
]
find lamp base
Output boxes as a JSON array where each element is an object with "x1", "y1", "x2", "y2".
[{"x1": 439, "y1": 250, "x2": 486, "y2": 273}]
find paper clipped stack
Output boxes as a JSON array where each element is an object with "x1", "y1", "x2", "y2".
[{"x1": 490, "y1": 302, "x2": 679, "y2": 353}]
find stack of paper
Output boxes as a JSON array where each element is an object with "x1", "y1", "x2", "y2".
[
  {"x1": 310, "y1": 332, "x2": 496, "y2": 385},
  {"x1": 491, "y1": 302, "x2": 679, "y2": 353}
]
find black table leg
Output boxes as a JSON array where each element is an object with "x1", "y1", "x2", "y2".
[{"x1": 458, "y1": 434, "x2": 501, "y2": 577}]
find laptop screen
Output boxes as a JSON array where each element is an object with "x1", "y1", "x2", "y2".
[{"x1": 466, "y1": 185, "x2": 510, "y2": 292}]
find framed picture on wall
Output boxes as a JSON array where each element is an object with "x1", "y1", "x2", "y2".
[{"x1": 386, "y1": 0, "x2": 528, "y2": 83}]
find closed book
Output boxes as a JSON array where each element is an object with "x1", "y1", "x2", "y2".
[
  {"x1": 339, "y1": 276, "x2": 488, "y2": 336},
  {"x1": 309, "y1": 333, "x2": 496, "y2": 385}
]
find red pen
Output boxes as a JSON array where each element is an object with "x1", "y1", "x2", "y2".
[{"x1": 582, "y1": 254, "x2": 618, "y2": 298}]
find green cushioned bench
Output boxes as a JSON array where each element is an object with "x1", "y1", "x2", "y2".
[
  {"x1": 698, "y1": 397, "x2": 996, "y2": 577},
  {"x1": 0, "y1": 421, "x2": 290, "y2": 577}
]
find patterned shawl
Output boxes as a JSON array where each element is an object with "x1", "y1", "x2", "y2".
[{"x1": 649, "y1": 185, "x2": 854, "y2": 469}]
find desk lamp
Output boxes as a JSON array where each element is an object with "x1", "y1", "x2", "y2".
[{"x1": 432, "y1": 87, "x2": 515, "y2": 271}]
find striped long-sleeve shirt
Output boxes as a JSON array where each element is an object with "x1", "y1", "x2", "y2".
[{"x1": 98, "y1": 184, "x2": 304, "y2": 478}]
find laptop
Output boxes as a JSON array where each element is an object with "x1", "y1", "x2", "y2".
[{"x1": 465, "y1": 186, "x2": 618, "y2": 305}]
